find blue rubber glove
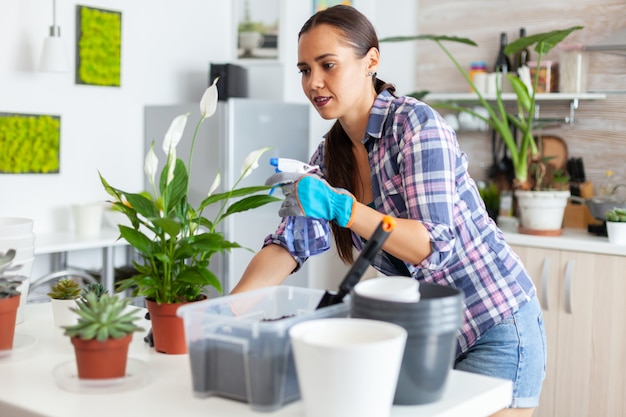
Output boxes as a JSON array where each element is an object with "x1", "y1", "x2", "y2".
[{"x1": 265, "y1": 172, "x2": 356, "y2": 227}]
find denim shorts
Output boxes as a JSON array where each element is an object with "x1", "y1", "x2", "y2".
[{"x1": 454, "y1": 296, "x2": 547, "y2": 408}]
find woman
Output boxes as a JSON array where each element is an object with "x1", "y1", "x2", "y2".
[{"x1": 232, "y1": 5, "x2": 545, "y2": 416}]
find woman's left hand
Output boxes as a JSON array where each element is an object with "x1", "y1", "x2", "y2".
[{"x1": 265, "y1": 173, "x2": 356, "y2": 227}]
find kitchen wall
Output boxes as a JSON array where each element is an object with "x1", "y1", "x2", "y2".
[
  {"x1": 413, "y1": 0, "x2": 626, "y2": 186},
  {"x1": 0, "y1": 0, "x2": 416, "y2": 283}
]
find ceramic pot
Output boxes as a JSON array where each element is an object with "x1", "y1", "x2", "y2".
[
  {"x1": 146, "y1": 299, "x2": 192, "y2": 354},
  {"x1": 606, "y1": 221, "x2": 626, "y2": 245},
  {"x1": 0, "y1": 295, "x2": 20, "y2": 350},
  {"x1": 71, "y1": 334, "x2": 132, "y2": 379},
  {"x1": 515, "y1": 190, "x2": 571, "y2": 235},
  {"x1": 50, "y1": 298, "x2": 78, "y2": 327}
]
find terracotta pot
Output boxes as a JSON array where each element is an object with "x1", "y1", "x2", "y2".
[
  {"x1": 71, "y1": 334, "x2": 132, "y2": 379},
  {"x1": 146, "y1": 299, "x2": 190, "y2": 354},
  {"x1": 0, "y1": 295, "x2": 20, "y2": 350}
]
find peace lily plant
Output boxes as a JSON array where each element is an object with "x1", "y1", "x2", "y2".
[
  {"x1": 100, "y1": 78, "x2": 280, "y2": 304},
  {"x1": 380, "y1": 26, "x2": 582, "y2": 191}
]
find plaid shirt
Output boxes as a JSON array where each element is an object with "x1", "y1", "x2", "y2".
[{"x1": 265, "y1": 90, "x2": 535, "y2": 354}]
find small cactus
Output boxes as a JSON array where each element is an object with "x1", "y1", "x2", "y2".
[
  {"x1": 48, "y1": 278, "x2": 82, "y2": 300},
  {"x1": 64, "y1": 292, "x2": 144, "y2": 341}
]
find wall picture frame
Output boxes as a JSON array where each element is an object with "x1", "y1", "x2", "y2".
[
  {"x1": 76, "y1": 5, "x2": 122, "y2": 87},
  {"x1": 236, "y1": 0, "x2": 279, "y2": 60},
  {"x1": 0, "y1": 113, "x2": 61, "y2": 174}
]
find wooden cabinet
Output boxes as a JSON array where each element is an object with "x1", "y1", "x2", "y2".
[{"x1": 510, "y1": 245, "x2": 626, "y2": 417}]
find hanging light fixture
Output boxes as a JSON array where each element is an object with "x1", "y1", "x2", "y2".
[{"x1": 40, "y1": 0, "x2": 69, "y2": 72}]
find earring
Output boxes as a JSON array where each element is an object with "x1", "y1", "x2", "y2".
[{"x1": 367, "y1": 71, "x2": 374, "y2": 76}]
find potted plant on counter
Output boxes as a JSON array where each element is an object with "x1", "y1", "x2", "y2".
[
  {"x1": 63, "y1": 291, "x2": 144, "y2": 379},
  {"x1": 48, "y1": 278, "x2": 82, "y2": 328},
  {"x1": 605, "y1": 208, "x2": 626, "y2": 245},
  {"x1": 0, "y1": 250, "x2": 26, "y2": 350},
  {"x1": 380, "y1": 26, "x2": 582, "y2": 234},
  {"x1": 99, "y1": 78, "x2": 281, "y2": 354}
]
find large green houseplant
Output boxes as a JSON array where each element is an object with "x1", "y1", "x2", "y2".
[
  {"x1": 380, "y1": 26, "x2": 582, "y2": 191},
  {"x1": 99, "y1": 78, "x2": 281, "y2": 353}
]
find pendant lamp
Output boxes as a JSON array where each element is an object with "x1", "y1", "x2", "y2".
[{"x1": 40, "y1": 0, "x2": 69, "y2": 72}]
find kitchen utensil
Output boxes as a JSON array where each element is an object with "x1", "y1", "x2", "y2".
[
  {"x1": 540, "y1": 135, "x2": 568, "y2": 171},
  {"x1": 316, "y1": 215, "x2": 396, "y2": 310},
  {"x1": 571, "y1": 185, "x2": 626, "y2": 221}
]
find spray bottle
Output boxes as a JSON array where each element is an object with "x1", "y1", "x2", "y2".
[{"x1": 270, "y1": 157, "x2": 331, "y2": 257}]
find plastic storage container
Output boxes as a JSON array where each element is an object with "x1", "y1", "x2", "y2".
[{"x1": 177, "y1": 286, "x2": 350, "y2": 412}]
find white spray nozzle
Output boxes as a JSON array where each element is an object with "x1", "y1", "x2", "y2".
[{"x1": 269, "y1": 157, "x2": 318, "y2": 174}]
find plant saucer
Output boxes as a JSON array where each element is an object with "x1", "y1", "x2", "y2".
[
  {"x1": 0, "y1": 333, "x2": 37, "y2": 362},
  {"x1": 52, "y1": 357, "x2": 149, "y2": 393}
]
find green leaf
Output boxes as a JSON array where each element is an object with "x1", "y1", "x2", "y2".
[
  {"x1": 118, "y1": 226, "x2": 154, "y2": 256},
  {"x1": 504, "y1": 26, "x2": 584, "y2": 56},
  {"x1": 123, "y1": 192, "x2": 159, "y2": 219},
  {"x1": 379, "y1": 34, "x2": 477, "y2": 46},
  {"x1": 199, "y1": 185, "x2": 275, "y2": 210},
  {"x1": 153, "y1": 217, "x2": 182, "y2": 237},
  {"x1": 507, "y1": 75, "x2": 532, "y2": 112},
  {"x1": 223, "y1": 195, "x2": 282, "y2": 217}
]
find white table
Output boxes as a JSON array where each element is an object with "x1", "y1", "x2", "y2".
[
  {"x1": 33, "y1": 229, "x2": 128, "y2": 295},
  {"x1": 0, "y1": 304, "x2": 512, "y2": 417}
]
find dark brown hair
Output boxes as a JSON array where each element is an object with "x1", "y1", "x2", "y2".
[{"x1": 299, "y1": 5, "x2": 396, "y2": 264}]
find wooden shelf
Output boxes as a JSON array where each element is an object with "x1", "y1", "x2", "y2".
[
  {"x1": 424, "y1": 92, "x2": 606, "y2": 126},
  {"x1": 424, "y1": 92, "x2": 607, "y2": 102}
]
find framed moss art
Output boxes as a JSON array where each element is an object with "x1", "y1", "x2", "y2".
[
  {"x1": 76, "y1": 5, "x2": 122, "y2": 87},
  {"x1": 0, "y1": 113, "x2": 61, "y2": 174}
]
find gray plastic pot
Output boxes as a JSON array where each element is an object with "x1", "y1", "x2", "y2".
[{"x1": 350, "y1": 282, "x2": 464, "y2": 405}]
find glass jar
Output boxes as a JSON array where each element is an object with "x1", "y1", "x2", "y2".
[{"x1": 558, "y1": 44, "x2": 589, "y2": 93}]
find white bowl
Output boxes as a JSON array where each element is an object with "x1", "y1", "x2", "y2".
[{"x1": 0, "y1": 218, "x2": 34, "y2": 236}]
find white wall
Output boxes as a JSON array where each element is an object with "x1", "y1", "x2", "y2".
[{"x1": 0, "y1": 0, "x2": 416, "y2": 287}]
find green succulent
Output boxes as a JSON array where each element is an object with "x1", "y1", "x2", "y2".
[
  {"x1": 47, "y1": 278, "x2": 82, "y2": 300},
  {"x1": 0, "y1": 249, "x2": 27, "y2": 299},
  {"x1": 64, "y1": 292, "x2": 144, "y2": 342},
  {"x1": 0, "y1": 278, "x2": 22, "y2": 300},
  {"x1": 605, "y1": 208, "x2": 626, "y2": 222},
  {"x1": 81, "y1": 282, "x2": 108, "y2": 301}
]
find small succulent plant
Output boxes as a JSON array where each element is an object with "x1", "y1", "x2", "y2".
[
  {"x1": 80, "y1": 282, "x2": 108, "y2": 301},
  {"x1": 0, "y1": 249, "x2": 27, "y2": 300},
  {"x1": 0, "y1": 278, "x2": 22, "y2": 300},
  {"x1": 48, "y1": 278, "x2": 82, "y2": 300},
  {"x1": 605, "y1": 208, "x2": 626, "y2": 222},
  {"x1": 64, "y1": 292, "x2": 144, "y2": 341}
]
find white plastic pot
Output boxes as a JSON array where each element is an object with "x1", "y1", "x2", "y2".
[{"x1": 515, "y1": 190, "x2": 571, "y2": 232}]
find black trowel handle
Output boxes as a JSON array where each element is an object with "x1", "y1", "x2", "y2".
[{"x1": 337, "y1": 215, "x2": 397, "y2": 296}]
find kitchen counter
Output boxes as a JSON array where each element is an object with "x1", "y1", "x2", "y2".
[
  {"x1": 503, "y1": 227, "x2": 626, "y2": 256},
  {"x1": 0, "y1": 304, "x2": 512, "y2": 417}
]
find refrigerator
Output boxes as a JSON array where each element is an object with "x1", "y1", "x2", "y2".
[{"x1": 144, "y1": 99, "x2": 311, "y2": 293}]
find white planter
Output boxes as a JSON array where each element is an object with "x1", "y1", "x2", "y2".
[
  {"x1": 606, "y1": 221, "x2": 626, "y2": 245},
  {"x1": 50, "y1": 299, "x2": 78, "y2": 328},
  {"x1": 515, "y1": 190, "x2": 571, "y2": 233}
]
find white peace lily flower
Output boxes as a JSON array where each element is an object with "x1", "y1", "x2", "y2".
[
  {"x1": 241, "y1": 147, "x2": 271, "y2": 179},
  {"x1": 144, "y1": 142, "x2": 158, "y2": 191},
  {"x1": 162, "y1": 114, "x2": 188, "y2": 156},
  {"x1": 200, "y1": 77, "x2": 219, "y2": 119},
  {"x1": 208, "y1": 172, "x2": 221, "y2": 196},
  {"x1": 166, "y1": 147, "x2": 176, "y2": 185}
]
